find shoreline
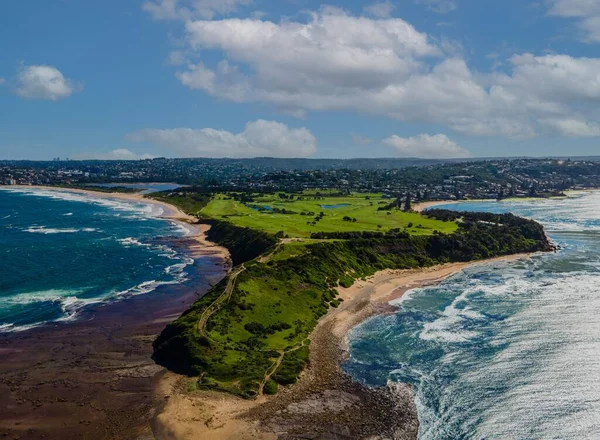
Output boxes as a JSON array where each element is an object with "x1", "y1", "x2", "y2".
[
  {"x1": 0, "y1": 185, "x2": 544, "y2": 439},
  {"x1": 0, "y1": 184, "x2": 230, "y2": 262},
  {"x1": 152, "y1": 252, "x2": 534, "y2": 440},
  {"x1": 0, "y1": 185, "x2": 232, "y2": 439}
]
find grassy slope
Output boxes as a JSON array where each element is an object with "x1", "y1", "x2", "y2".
[{"x1": 201, "y1": 193, "x2": 457, "y2": 237}]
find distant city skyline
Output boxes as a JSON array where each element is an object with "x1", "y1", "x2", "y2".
[{"x1": 2, "y1": 0, "x2": 600, "y2": 160}]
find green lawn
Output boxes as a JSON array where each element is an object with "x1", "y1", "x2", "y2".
[{"x1": 201, "y1": 192, "x2": 457, "y2": 237}]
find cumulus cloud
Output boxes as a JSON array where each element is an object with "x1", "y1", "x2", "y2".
[
  {"x1": 383, "y1": 134, "x2": 471, "y2": 158},
  {"x1": 161, "y1": 7, "x2": 600, "y2": 138},
  {"x1": 548, "y1": 0, "x2": 600, "y2": 42},
  {"x1": 143, "y1": 0, "x2": 250, "y2": 20},
  {"x1": 541, "y1": 118, "x2": 600, "y2": 137},
  {"x1": 364, "y1": 1, "x2": 395, "y2": 18},
  {"x1": 15, "y1": 65, "x2": 80, "y2": 101},
  {"x1": 415, "y1": 0, "x2": 457, "y2": 14},
  {"x1": 126, "y1": 120, "x2": 317, "y2": 158}
]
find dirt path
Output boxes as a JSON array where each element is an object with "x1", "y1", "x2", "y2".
[{"x1": 197, "y1": 264, "x2": 245, "y2": 341}]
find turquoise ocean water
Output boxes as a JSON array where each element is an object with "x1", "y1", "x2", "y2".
[
  {"x1": 345, "y1": 191, "x2": 600, "y2": 439},
  {"x1": 0, "y1": 187, "x2": 195, "y2": 332}
]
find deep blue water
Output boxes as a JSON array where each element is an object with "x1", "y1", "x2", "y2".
[
  {"x1": 0, "y1": 188, "x2": 194, "y2": 332},
  {"x1": 345, "y1": 192, "x2": 600, "y2": 439}
]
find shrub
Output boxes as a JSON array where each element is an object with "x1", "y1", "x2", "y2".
[{"x1": 263, "y1": 379, "x2": 279, "y2": 395}]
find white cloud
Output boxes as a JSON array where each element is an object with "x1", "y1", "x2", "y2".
[
  {"x1": 143, "y1": 0, "x2": 251, "y2": 20},
  {"x1": 76, "y1": 149, "x2": 155, "y2": 160},
  {"x1": 126, "y1": 120, "x2": 317, "y2": 158},
  {"x1": 364, "y1": 1, "x2": 395, "y2": 18},
  {"x1": 0, "y1": 78, "x2": 5, "y2": 85},
  {"x1": 383, "y1": 134, "x2": 471, "y2": 158},
  {"x1": 415, "y1": 0, "x2": 457, "y2": 14},
  {"x1": 548, "y1": 0, "x2": 600, "y2": 42},
  {"x1": 541, "y1": 118, "x2": 600, "y2": 137},
  {"x1": 163, "y1": 7, "x2": 600, "y2": 138},
  {"x1": 166, "y1": 50, "x2": 188, "y2": 66},
  {"x1": 15, "y1": 65, "x2": 80, "y2": 101}
]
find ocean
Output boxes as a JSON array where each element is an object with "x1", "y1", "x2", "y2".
[
  {"x1": 0, "y1": 187, "x2": 197, "y2": 332},
  {"x1": 345, "y1": 191, "x2": 600, "y2": 439}
]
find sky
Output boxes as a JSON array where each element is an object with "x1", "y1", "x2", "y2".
[{"x1": 2, "y1": 0, "x2": 600, "y2": 160}]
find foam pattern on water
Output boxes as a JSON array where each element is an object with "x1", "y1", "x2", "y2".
[
  {"x1": 0, "y1": 188, "x2": 196, "y2": 332},
  {"x1": 345, "y1": 192, "x2": 600, "y2": 439}
]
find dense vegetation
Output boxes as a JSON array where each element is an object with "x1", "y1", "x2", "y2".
[
  {"x1": 9, "y1": 158, "x2": 600, "y2": 202},
  {"x1": 149, "y1": 191, "x2": 211, "y2": 215},
  {"x1": 153, "y1": 207, "x2": 553, "y2": 398},
  {"x1": 204, "y1": 220, "x2": 278, "y2": 265}
]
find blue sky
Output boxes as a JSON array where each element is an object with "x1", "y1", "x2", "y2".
[{"x1": 2, "y1": 0, "x2": 600, "y2": 159}]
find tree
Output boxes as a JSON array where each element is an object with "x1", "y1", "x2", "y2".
[{"x1": 404, "y1": 193, "x2": 412, "y2": 211}]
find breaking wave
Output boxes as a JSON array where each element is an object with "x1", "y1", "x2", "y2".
[{"x1": 345, "y1": 191, "x2": 600, "y2": 439}]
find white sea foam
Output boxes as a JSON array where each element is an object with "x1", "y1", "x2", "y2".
[
  {"x1": 117, "y1": 237, "x2": 149, "y2": 247},
  {"x1": 24, "y1": 226, "x2": 97, "y2": 234},
  {"x1": 0, "y1": 288, "x2": 105, "y2": 333},
  {"x1": 3, "y1": 288, "x2": 89, "y2": 305},
  {"x1": 4, "y1": 187, "x2": 157, "y2": 219},
  {"x1": 347, "y1": 192, "x2": 600, "y2": 439},
  {"x1": 0, "y1": 322, "x2": 42, "y2": 333},
  {"x1": 114, "y1": 279, "x2": 179, "y2": 298},
  {"x1": 1, "y1": 188, "x2": 196, "y2": 333}
]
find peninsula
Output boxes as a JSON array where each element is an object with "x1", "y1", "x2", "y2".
[{"x1": 149, "y1": 189, "x2": 554, "y2": 439}]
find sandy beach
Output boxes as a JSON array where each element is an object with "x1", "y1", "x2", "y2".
[{"x1": 152, "y1": 253, "x2": 533, "y2": 440}]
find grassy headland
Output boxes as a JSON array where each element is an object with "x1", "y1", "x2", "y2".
[
  {"x1": 200, "y1": 192, "x2": 458, "y2": 237},
  {"x1": 151, "y1": 191, "x2": 553, "y2": 399}
]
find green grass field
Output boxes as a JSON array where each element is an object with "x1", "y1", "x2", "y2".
[{"x1": 200, "y1": 192, "x2": 457, "y2": 237}]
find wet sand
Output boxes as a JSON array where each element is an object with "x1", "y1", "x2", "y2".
[{"x1": 0, "y1": 187, "x2": 230, "y2": 440}]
